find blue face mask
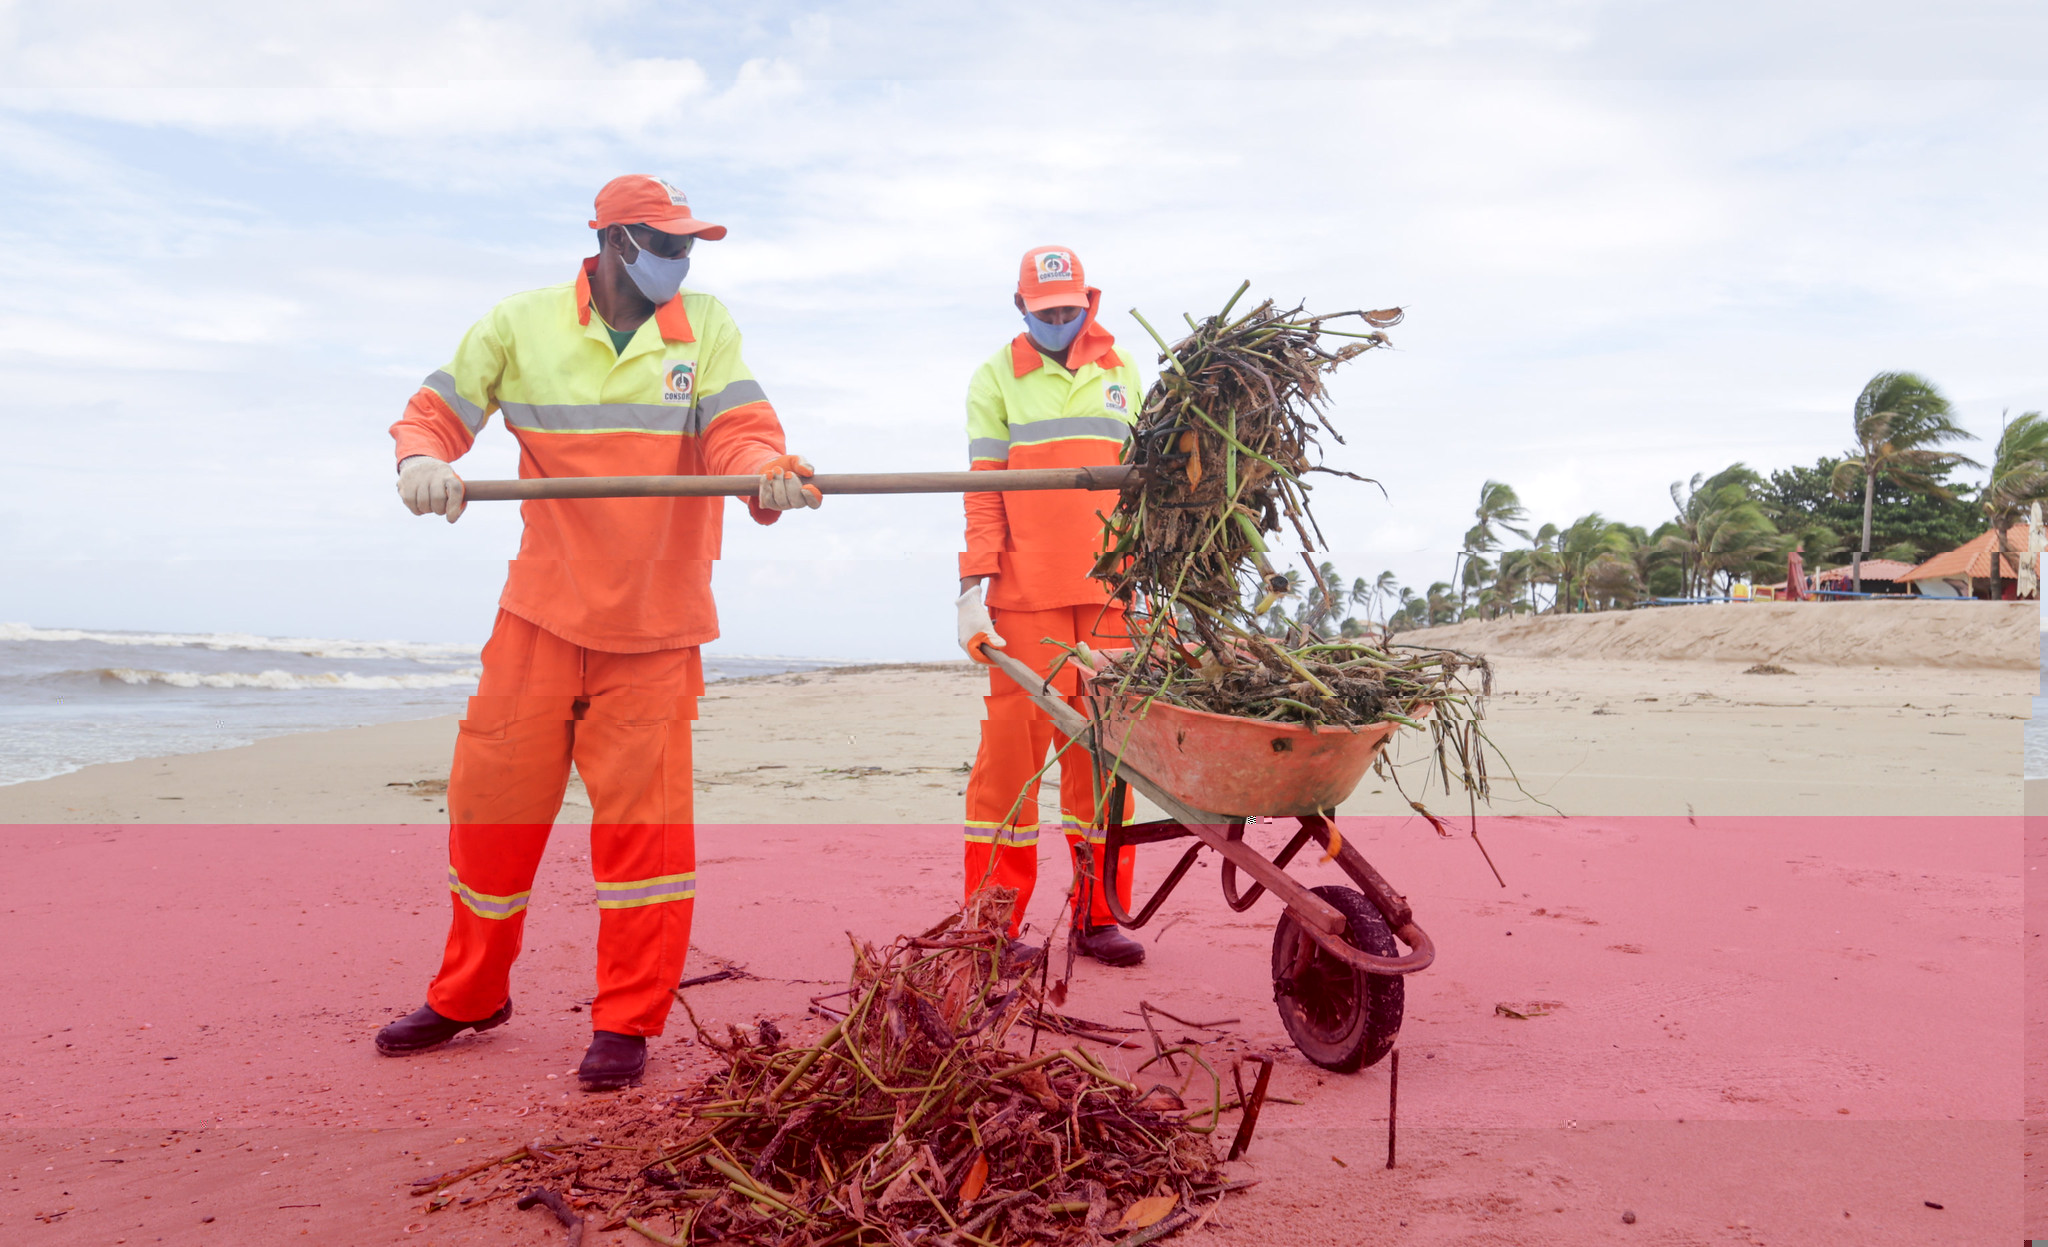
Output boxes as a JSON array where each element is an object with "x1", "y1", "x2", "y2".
[
  {"x1": 622, "y1": 244, "x2": 691, "y2": 305},
  {"x1": 1023, "y1": 307, "x2": 1086, "y2": 352}
]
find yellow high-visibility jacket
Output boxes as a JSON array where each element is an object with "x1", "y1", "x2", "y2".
[{"x1": 392, "y1": 259, "x2": 789, "y2": 652}]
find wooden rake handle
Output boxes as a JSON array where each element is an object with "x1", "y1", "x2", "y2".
[{"x1": 460, "y1": 464, "x2": 1138, "y2": 502}]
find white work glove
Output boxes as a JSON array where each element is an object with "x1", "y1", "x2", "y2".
[
  {"x1": 956, "y1": 583, "x2": 1003, "y2": 664},
  {"x1": 757, "y1": 454, "x2": 822, "y2": 511},
  {"x1": 397, "y1": 455, "x2": 465, "y2": 523}
]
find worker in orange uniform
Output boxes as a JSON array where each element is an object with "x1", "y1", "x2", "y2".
[
  {"x1": 958, "y1": 245, "x2": 1145, "y2": 967},
  {"x1": 374, "y1": 175, "x2": 821, "y2": 1091}
]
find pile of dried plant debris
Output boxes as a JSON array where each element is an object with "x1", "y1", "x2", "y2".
[{"x1": 413, "y1": 892, "x2": 1257, "y2": 1246}]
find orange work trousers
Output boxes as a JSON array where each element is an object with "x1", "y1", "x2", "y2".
[
  {"x1": 964, "y1": 603, "x2": 1135, "y2": 936},
  {"x1": 426, "y1": 610, "x2": 700, "y2": 1037}
]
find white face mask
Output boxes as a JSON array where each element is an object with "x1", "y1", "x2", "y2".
[
  {"x1": 1023, "y1": 307, "x2": 1086, "y2": 351},
  {"x1": 617, "y1": 228, "x2": 694, "y2": 303}
]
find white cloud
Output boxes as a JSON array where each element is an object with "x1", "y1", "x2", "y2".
[{"x1": 0, "y1": 3, "x2": 2043, "y2": 653}]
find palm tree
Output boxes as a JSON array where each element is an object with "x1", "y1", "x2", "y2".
[
  {"x1": 1457, "y1": 480, "x2": 1530, "y2": 611},
  {"x1": 1662, "y1": 466, "x2": 1780, "y2": 598},
  {"x1": 1494, "y1": 556, "x2": 1537, "y2": 616},
  {"x1": 1294, "y1": 560, "x2": 1348, "y2": 634},
  {"x1": 1830, "y1": 372, "x2": 1979, "y2": 591},
  {"x1": 1366, "y1": 570, "x2": 1398, "y2": 626},
  {"x1": 1386, "y1": 586, "x2": 1421, "y2": 634},
  {"x1": 1424, "y1": 581, "x2": 1458, "y2": 626},
  {"x1": 1552, "y1": 513, "x2": 1635, "y2": 610},
  {"x1": 1525, "y1": 522, "x2": 1561, "y2": 613},
  {"x1": 1982, "y1": 410, "x2": 2048, "y2": 599},
  {"x1": 1583, "y1": 552, "x2": 1641, "y2": 610},
  {"x1": 1458, "y1": 552, "x2": 1492, "y2": 618}
]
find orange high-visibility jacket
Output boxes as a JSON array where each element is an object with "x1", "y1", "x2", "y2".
[
  {"x1": 392, "y1": 260, "x2": 789, "y2": 652},
  {"x1": 960, "y1": 330, "x2": 1140, "y2": 613}
]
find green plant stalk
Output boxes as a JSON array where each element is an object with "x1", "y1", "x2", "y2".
[
  {"x1": 1128, "y1": 308, "x2": 1184, "y2": 373},
  {"x1": 1181, "y1": 399, "x2": 1295, "y2": 477},
  {"x1": 1233, "y1": 510, "x2": 1270, "y2": 555},
  {"x1": 625, "y1": 1216, "x2": 687, "y2": 1246},
  {"x1": 1217, "y1": 279, "x2": 1251, "y2": 321},
  {"x1": 769, "y1": 1016, "x2": 846, "y2": 1101}
]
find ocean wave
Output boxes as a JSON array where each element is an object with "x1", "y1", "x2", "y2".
[
  {"x1": 103, "y1": 667, "x2": 482, "y2": 691},
  {"x1": 0, "y1": 621, "x2": 480, "y2": 664}
]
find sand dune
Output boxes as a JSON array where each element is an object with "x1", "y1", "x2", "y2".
[{"x1": 1400, "y1": 599, "x2": 2038, "y2": 669}]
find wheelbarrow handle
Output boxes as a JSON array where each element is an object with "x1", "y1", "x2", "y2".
[
  {"x1": 460, "y1": 464, "x2": 1139, "y2": 502},
  {"x1": 978, "y1": 643, "x2": 1353, "y2": 939}
]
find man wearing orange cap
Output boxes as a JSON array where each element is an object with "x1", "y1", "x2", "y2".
[
  {"x1": 374, "y1": 175, "x2": 820, "y2": 1090},
  {"x1": 958, "y1": 245, "x2": 1146, "y2": 967}
]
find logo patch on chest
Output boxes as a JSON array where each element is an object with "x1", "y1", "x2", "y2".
[
  {"x1": 1103, "y1": 382, "x2": 1129, "y2": 415},
  {"x1": 662, "y1": 361, "x2": 696, "y2": 404}
]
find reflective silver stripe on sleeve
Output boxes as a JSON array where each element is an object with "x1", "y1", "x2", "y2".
[
  {"x1": 423, "y1": 370, "x2": 488, "y2": 434},
  {"x1": 692, "y1": 379, "x2": 769, "y2": 431},
  {"x1": 1007, "y1": 416, "x2": 1133, "y2": 445},
  {"x1": 968, "y1": 437, "x2": 1011, "y2": 462},
  {"x1": 499, "y1": 402, "x2": 692, "y2": 434}
]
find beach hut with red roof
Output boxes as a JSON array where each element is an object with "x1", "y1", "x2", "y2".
[{"x1": 1897, "y1": 524, "x2": 2039, "y2": 599}]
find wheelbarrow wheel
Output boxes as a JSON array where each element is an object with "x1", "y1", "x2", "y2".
[{"x1": 1270, "y1": 884, "x2": 1404, "y2": 1073}]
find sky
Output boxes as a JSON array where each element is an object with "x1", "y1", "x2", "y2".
[{"x1": 0, "y1": 1, "x2": 2043, "y2": 659}]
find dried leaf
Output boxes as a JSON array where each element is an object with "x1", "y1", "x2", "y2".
[
  {"x1": 1119, "y1": 1194, "x2": 1179, "y2": 1229},
  {"x1": 1008, "y1": 1067, "x2": 1062, "y2": 1112},
  {"x1": 876, "y1": 1157, "x2": 924, "y2": 1208},
  {"x1": 1317, "y1": 823, "x2": 1343, "y2": 865},
  {"x1": 1137, "y1": 1084, "x2": 1186, "y2": 1113},
  {"x1": 940, "y1": 962, "x2": 977, "y2": 1024},
  {"x1": 1362, "y1": 307, "x2": 1405, "y2": 327},
  {"x1": 957, "y1": 1151, "x2": 988, "y2": 1205}
]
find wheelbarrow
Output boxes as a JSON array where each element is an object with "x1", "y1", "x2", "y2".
[{"x1": 978, "y1": 644, "x2": 1435, "y2": 1073}]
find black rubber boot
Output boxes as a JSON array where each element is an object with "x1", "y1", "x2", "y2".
[
  {"x1": 999, "y1": 937, "x2": 1042, "y2": 978},
  {"x1": 374, "y1": 999, "x2": 512, "y2": 1055},
  {"x1": 577, "y1": 1030, "x2": 648, "y2": 1091},
  {"x1": 1072, "y1": 923, "x2": 1145, "y2": 967}
]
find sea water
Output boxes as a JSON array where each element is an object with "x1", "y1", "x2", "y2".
[
  {"x1": 2032, "y1": 662, "x2": 2048, "y2": 780},
  {"x1": 0, "y1": 622, "x2": 840, "y2": 786}
]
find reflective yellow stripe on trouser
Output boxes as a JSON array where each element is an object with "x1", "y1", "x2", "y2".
[
  {"x1": 595, "y1": 872, "x2": 697, "y2": 910},
  {"x1": 964, "y1": 821, "x2": 1040, "y2": 847},
  {"x1": 448, "y1": 866, "x2": 532, "y2": 919}
]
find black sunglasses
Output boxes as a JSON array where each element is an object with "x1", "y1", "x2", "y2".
[{"x1": 622, "y1": 224, "x2": 696, "y2": 260}]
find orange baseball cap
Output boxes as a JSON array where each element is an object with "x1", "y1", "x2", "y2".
[
  {"x1": 588, "y1": 175, "x2": 727, "y2": 240},
  {"x1": 1018, "y1": 245, "x2": 1090, "y2": 311}
]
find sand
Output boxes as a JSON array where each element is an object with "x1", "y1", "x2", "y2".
[
  {"x1": 1405, "y1": 598, "x2": 2039, "y2": 670},
  {"x1": 1, "y1": 605, "x2": 2035, "y2": 1244}
]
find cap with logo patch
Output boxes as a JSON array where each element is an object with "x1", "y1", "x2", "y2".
[
  {"x1": 588, "y1": 175, "x2": 728, "y2": 240},
  {"x1": 1017, "y1": 245, "x2": 1090, "y2": 311}
]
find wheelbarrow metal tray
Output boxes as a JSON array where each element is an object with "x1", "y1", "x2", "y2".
[{"x1": 1093, "y1": 696, "x2": 1397, "y2": 817}]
